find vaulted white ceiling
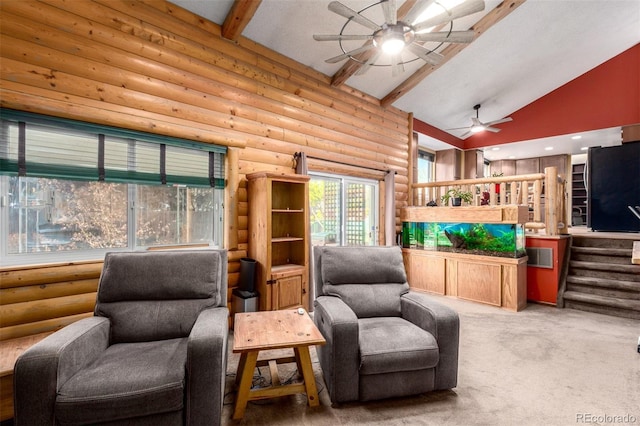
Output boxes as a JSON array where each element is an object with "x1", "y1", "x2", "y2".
[{"x1": 172, "y1": 0, "x2": 640, "y2": 158}]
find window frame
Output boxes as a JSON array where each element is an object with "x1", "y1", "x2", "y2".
[
  {"x1": 309, "y1": 172, "x2": 380, "y2": 247},
  {"x1": 0, "y1": 176, "x2": 224, "y2": 267},
  {"x1": 417, "y1": 149, "x2": 435, "y2": 183},
  {"x1": 0, "y1": 110, "x2": 226, "y2": 267}
]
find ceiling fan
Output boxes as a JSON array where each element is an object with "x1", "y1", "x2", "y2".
[
  {"x1": 449, "y1": 104, "x2": 513, "y2": 138},
  {"x1": 313, "y1": 0, "x2": 485, "y2": 76}
]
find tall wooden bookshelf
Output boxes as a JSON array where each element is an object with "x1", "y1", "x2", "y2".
[
  {"x1": 247, "y1": 172, "x2": 310, "y2": 311},
  {"x1": 571, "y1": 163, "x2": 587, "y2": 225}
]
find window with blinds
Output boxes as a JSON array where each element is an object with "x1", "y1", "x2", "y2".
[
  {"x1": 0, "y1": 109, "x2": 226, "y2": 266},
  {"x1": 0, "y1": 109, "x2": 225, "y2": 187}
]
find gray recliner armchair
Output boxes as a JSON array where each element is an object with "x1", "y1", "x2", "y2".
[
  {"x1": 313, "y1": 246, "x2": 459, "y2": 403},
  {"x1": 14, "y1": 250, "x2": 229, "y2": 426}
]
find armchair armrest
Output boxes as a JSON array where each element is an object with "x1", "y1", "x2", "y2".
[
  {"x1": 186, "y1": 306, "x2": 229, "y2": 426},
  {"x1": 401, "y1": 292, "x2": 459, "y2": 390},
  {"x1": 14, "y1": 317, "x2": 110, "y2": 426},
  {"x1": 313, "y1": 295, "x2": 359, "y2": 403}
]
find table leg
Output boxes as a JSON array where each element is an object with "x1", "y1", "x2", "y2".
[
  {"x1": 294, "y1": 346, "x2": 320, "y2": 407},
  {"x1": 233, "y1": 350, "x2": 258, "y2": 420},
  {"x1": 294, "y1": 348, "x2": 303, "y2": 379},
  {"x1": 235, "y1": 352, "x2": 247, "y2": 387}
]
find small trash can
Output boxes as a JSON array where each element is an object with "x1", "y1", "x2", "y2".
[
  {"x1": 232, "y1": 288, "x2": 258, "y2": 313},
  {"x1": 233, "y1": 257, "x2": 258, "y2": 313},
  {"x1": 238, "y1": 258, "x2": 257, "y2": 293}
]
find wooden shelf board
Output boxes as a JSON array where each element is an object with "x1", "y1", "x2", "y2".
[
  {"x1": 271, "y1": 237, "x2": 304, "y2": 243},
  {"x1": 271, "y1": 263, "x2": 306, "y2": 273},
  {"x1": 272, "y1": 209, "x2": 304, "y2": 213}
]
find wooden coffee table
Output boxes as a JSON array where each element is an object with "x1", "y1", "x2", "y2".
[{"x1": 232, "y1": 309, "x2": 326, "y2": 420}]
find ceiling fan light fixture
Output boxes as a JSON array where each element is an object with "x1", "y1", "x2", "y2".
[
  {"x1": 374, "y1": 24, "x2": 414, "y2": 55},
  {"x1": 381, "y1": 36, "x2": 405, "y2": 54},
  {"x1": 470, "y1": 124, "x2": 485, "y2": 133},
  {"x1": 316, "y1": 0, "x2": 482, "y2": 75}
]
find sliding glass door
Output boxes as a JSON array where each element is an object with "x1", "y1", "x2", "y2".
[{"x1": 309, "y1": 174, "x2": 378, "y2": 247}]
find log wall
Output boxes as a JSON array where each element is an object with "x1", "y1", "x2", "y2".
[
  {"x1": 0, "y1": 0, "x2": 410, "y2": 324},
  {"x1": 0, "y1": 262, "x2": 103, "y2": 341}
]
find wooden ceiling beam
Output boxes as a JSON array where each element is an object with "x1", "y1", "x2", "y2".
[
  {"x1": 381, "y1": 0, "x2": 527, "y2": 107},
  {"x1": 222, "y1": 0, "x2": 262, "y2": 41},
  {"x1": 331, "y1": 0, "x2": 419, "y2": 88}
]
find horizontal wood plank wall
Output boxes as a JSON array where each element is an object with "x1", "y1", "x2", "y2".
[
  {"x1": 0, "y1": 261, "x2": 103, "y2": 341},
  {"x1": 0, "y1": 0, "x2": 410, "y2": 304}
]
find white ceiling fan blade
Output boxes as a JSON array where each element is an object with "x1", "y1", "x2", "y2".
[
  {"x1": 403, "y1": 0, "x2": 436, "y2": 26},
  {"x1": 414, "y1": 1, "x2": 485, "y2": 32},
  {"x1": 391, "y1": 53, "x2": 404, "y2": 77},
  {"x1": 484, "y1": 117, "x2": 513, "y2": 126},
  {"x1": 460, "y1": 130, "x2": 472, "y2": 138},
  {"x1": 356, "y1": 50, "x2": 382, "y2": 75},
  {"x1": 484, "y1": 126, "x2": 502, "y2": 133},
  {"x1": 471, "y1": 117, "x2": 483, "y2": 126},
  {"x1": 313, "y1": 34, "x2": 373, "y2": 41},
  {"x1": 446, "y1": 126, "x2": 472, "y2": 131},
  {"x1": 328, "y1": 1, "x2": 381, "y2": 31},
  {"x1": 325, "y1": 44, "x2": 376, "y2": 63},
  {"x1": 406, "y1": 43, "x2": 443, "y2": 65},
  {"x1": 381, "y1": 0, "x2": 397, "y2": 25},
  {"x1": 415, "y1": 30, "x2": 476, "y2": 43}
]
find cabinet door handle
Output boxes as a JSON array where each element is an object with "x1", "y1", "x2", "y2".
[{"x1": 267, "y1": 279, "x2": 275, "y2": 285}]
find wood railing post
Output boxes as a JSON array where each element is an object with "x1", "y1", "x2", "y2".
[
  {"x1": 545, "y1": 166, "x2": 558, "y2": 236},
  {"x1": 533, "y1": 180, "x2": 542, "y2": 226},
  {"x1": 509, "y1": 182, "x2": 517, "y2": 204}
]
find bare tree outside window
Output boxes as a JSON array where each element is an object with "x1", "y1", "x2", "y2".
[{"x1": 7, "y1": 177, "x2": 215, "y2": 255}]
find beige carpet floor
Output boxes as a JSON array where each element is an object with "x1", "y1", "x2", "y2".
[{"x1": 222, "y1": 295, "x2": 640, "y2": 425}]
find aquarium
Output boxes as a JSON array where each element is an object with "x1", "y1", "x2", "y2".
[{"x1": 401, "y1": 221, "x2": 526, "y2": 258}]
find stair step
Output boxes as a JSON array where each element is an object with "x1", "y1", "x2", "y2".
[
  {"x1": 566, "y1": 283, "x2": 640, "y2": 301},
  {"x1": 569, "y1": 268, "x2": 640, "y2": 282},
  {"x1": 571, "y1": 236, "x2": 635, "y2": 250},
  {"x1": 563, "y1": 291, "x2": 640, "y2": 311},
  {"x1": 564, "y1": 299, "x2": 640, "y2": 320},
  {"x1": 571, "y1": 246, "x2": 632, "y2": 257},
  {"x1": 566, "y1": 275, "x2": 640, "y2": 292},
  {"x1": 571, "y1": 253, "x2": 635, "y2": 265},
  {"x1": 569, "y1": 260, "x2": 640, "y2": 274}
]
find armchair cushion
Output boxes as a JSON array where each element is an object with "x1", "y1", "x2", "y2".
[
  {"x1": 318, "y1": 246, "x2": 409, "y2": 317},
  {"x1": 55, "y1": 338, "x2": 187, "y2": 425},
  {"x1": 96, "y1": 250, "x2": 225, "y2": 343},
  {"x1": 358, "y1": 317, "x2": 439, "y2": 375}
]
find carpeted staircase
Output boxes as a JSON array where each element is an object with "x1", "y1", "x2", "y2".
[{"x1": 560, "y1": 235, "x2": 640, "y2": 319}]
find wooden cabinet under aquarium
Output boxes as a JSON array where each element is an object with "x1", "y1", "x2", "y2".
[{"x1": 401, "y1": 205, "x2": 529, "y2": 311}]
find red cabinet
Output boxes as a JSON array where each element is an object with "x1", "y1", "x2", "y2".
[{"x1": 525, "y1": 236, "x2": 569, "y2": 305}]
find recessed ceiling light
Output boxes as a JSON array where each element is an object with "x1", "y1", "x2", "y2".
[
  {"x1": 508, "y1": 156, "x2": 515, "y2": 159},
  {"x1": 491, "y1": 147, "x2": 500, "y2": 151},
  {"x1": 571, "y1": 135, "x2": 582, "y2": 140},
  {"x1": 580, "y1": 147, "x2": 588, "y2": 151},
  {"x1": 544, "y1": 147, "x2": 554, "y2": 151}
]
